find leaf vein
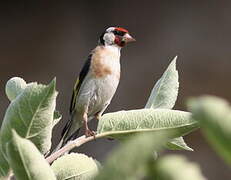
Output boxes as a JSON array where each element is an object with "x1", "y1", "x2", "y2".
[{"x1": 26, "y1": 86, "x2": 51, "y2": 138}]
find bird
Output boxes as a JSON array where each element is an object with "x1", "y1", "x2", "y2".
[{"x1": 57, "y1": 27, "x2": 135, "y2": 149}]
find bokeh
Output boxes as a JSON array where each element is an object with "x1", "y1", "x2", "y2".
[{"x1": 1, "y1": 1, "x2": 231, "y2": 179}]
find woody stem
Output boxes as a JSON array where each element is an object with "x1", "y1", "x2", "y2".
[{"x1": 46, "y1": 133, "x2": 104, "y2": 164}]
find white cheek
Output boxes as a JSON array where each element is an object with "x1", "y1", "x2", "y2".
[{"x1": 103, "y1": 33, "x2": 115, "y2": 45}]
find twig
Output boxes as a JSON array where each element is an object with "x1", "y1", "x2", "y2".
[
  {"x1": 46, "y1": 133, "x2": 106, "y2": 164},
  {"x1": 45, "y1": 128, "x2": 168, "y2": 163}
]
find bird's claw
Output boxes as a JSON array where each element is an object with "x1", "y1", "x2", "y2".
[{"x1": 85, "y1": 129, "x2": 96, "y2": 138}]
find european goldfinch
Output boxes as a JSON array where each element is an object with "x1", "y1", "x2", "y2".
[{"x1": 58, "y1": 27, "x2": 135, "y2": 148}]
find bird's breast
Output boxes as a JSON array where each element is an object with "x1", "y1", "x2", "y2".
[{"x1": 90, "y1": 46, "x2": 121, "y2": 80}]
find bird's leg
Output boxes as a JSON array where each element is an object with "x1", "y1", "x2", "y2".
[
  {"x1": 95, "y1": 107, "x2": 114, "y2": 141},
  {"x1": 95, "y1": 112, "x2": 102, "y2": 121},
  {"x1": 95, "y1": 103, "x2": 110, "y2": 121},
  {"x1": 83, "y1": 112, "x2": 95, "y2": 137}
]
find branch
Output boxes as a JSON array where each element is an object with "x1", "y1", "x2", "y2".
[{"x1": 46, "y1": 133, "x2": 106, "y2": 164}]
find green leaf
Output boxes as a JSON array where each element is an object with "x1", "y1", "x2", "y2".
[
  {"x1": 95, "y1": 132, "x2": 172, "y2": 180},
  {"x1": 0, "y1": 79, "x2": 57, "y2": 176},
  {"x1": 166, "y1": 137, "x2": 193, "y2": 151},
  {"x1": 153, "y1": 155, "x2": 206, "y2": 180},
  {"x1": 145, "y1": 57, "x2": 192, "y2": 151},
  {"x1": 94, "y1": 159, "x2": 102, "y2": 170},
  {"x1": 51, "y1": 153, "x2": 99, "y2": 180},
  {"x1": 53, "y1": 110, "x2": 62, "y2": 127},
  {"x1": 97, "y1": 109, "x2": 198, "y2": 140},
  {"x1": 0, "y1": 151, "x2": 10, "y2": 178},
  {"x1": 6, "y1": 130, "x2": 56, "y2": 180},
  {"x1": 188, "y1": 96, "x2": 231, "y2": 166},
  {"x1": 5, "y1": 77, "x2": 27, "y2": 101},
  {"x1": 145, "y1": 56, "x2": 179, "y2": 109}
]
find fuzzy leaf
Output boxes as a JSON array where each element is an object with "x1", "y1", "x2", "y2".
[
  {"x1": 97, "y1": 109, "x2": 198, "y2": 140},
  {"x1": 0, "y1": 152, "x2": 10, "y2": 178},
  {"x1": 166, "y1": 137, "x2": 193, "y2": 151},
  {"x1": 153, "y1": 155, "x2": 206, "y2": 180},
  {"x1": 188, "y1": 96, "x2": 231, "y2": 166},
  {"x1": 145, "y1": 56, "x2": 179, "y2": 109},
  {"x1": 6, "y1": 130, "x2": 56, "y2": 180},
  {"x1": 5, "y1": 77, "x2": 27, "y2": 101},
  {"x1": 145, "y1": 57, "x2": 192, "y2": 151},
  {"x1": 53, "y1": 110, "x2": 62, "y2": 127},
  {"x1": 0, "y1": 79, "x2": 57, "y2": 153},
  {"x1": 95, "y1": 132, "x2": 172, "y2": 180},
  {"x1": 0, "y1": 79, "x2": 57, "y2": 176},
  {"x1": 51, "y1": 153, "x2": 99, "y2": 180}
]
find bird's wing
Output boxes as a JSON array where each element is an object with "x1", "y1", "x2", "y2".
[
  {"x1": 61, "y1": 54, "x2": 92, "y2": 139},
  {"x1": 59, "y1": 53, "x2": 95, "y2": 144},
  {"x1": 69, "y1": 54, "x2": 92, "y2": 114}
]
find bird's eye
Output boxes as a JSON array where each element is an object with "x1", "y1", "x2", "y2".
[{"x1": 114, "y1": 30, "x2": 125, "y2": 36}]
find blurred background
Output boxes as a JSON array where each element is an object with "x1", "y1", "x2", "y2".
[{"x1": 1, "y1": 1, "x2": 231, "y2": 179}]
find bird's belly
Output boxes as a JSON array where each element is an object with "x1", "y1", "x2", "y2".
[{"x1": 88, "y1": 75, "x2": 119, "y2": 115}]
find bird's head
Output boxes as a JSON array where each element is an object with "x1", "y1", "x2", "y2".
[{"x1": 99, "y1": 27, "x2": 135, "y2": 47}]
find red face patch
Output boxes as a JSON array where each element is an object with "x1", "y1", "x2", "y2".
[
  {"x1": 114, "y1": 36, "x2": 126, "y2": 47},
  {"x1": 115, "y1": 27, "x2": 129, "y2": 33}
]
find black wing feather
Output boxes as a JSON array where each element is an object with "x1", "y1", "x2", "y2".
[
  {"x1": 69, "y1": 54, "x2": 92, "y2": 114},
  {"x1": 61, "y1": 54, "x2": 92, "y2": 138}
]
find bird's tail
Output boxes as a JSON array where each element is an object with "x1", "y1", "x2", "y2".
[
  {"x1": 52, "y1": 128, "x2": 80, "y2": 153},
  {"x1": 52, "y1": 136, "x2": 65, "y2": 153},
  {"x1": 52, "y1": 128, "x2": 81, "y2": 154},
  {"x1": 52, "y1": 114, "x2": 82, "y2": 153}
]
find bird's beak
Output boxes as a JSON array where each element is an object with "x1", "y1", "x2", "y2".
[{"x1": 123, "y1": 33, "x2": 136, "y2": 43}]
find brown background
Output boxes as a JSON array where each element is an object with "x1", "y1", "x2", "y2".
[{"x1": 1, "y1": 1, "x2": 231, "y2": 179}]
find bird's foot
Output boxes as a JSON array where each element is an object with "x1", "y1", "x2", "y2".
[{"x1": 85, "y1": 129, "x2": 96, "y2": 138}]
